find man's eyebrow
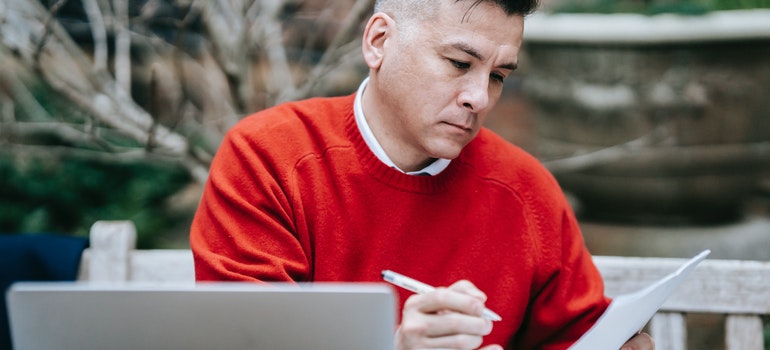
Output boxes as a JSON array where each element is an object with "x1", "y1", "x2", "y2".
[
  {"x1": 449, "y1": 42, "x2": 518, "y2": 70},
  {"x1": 499, "y1": 61, "x2": 518, "y2": 71},
  {"x1": 450, "y1": 42, "x2": 484, "y2": 60}
]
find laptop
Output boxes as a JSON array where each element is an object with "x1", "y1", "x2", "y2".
[{"x1": 6, "y1": 282, "x2": 397, "y2": 350}]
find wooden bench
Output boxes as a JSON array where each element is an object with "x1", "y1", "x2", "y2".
[
  {"x1": 78, "y1": 221, "x2": 194, "y2": 283},
  {"x1": 78, "y1": 220, "x2": 770, "y2": 349}
]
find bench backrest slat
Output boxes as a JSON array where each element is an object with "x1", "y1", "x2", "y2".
[{"x1": 594, "y1": 256, "x2": 770, "y2": 314}]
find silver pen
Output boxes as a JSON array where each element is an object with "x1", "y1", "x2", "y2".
[{"x1": 381, "y1": 270, "x2": 502, "y2": 321}]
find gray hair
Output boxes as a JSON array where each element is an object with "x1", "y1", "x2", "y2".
[
  {"x1": 374, "y1": 0, "x2": 436, "y2": 23},
  {"x1": 374, "y1": 0, "x2": 539, "y2": 18}
]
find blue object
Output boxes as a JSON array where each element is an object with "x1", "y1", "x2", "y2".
[{"x1": 0, "y1": 234, "x2": 88, "y2": 350}]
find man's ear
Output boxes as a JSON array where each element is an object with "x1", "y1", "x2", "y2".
[{"x1": 361, "y1": 13, "x2": 394, "y2": 70}]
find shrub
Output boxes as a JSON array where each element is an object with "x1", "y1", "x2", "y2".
[{"x1": 0, "y1": 153, "x2": 192, "y2": 248}]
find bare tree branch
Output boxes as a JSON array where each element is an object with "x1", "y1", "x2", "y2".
[
  {"x1": 257, "y1": 0, "x2": 298, "y2": 104},
  {"x1": 284, "y1": 0, "x2": 373, "y2": 103},
  {"x1": 32, "y1": 0, "x2": 68, "y2": 65},
  {"x1": 200, "y1": 0, "x2": 246, "y2": 76},
  {"x1": 112, "y1": 0, "x2": 132, "y2": 93},
  {"x1": 0, "y1": 93, "x2": 14, "y2": 126},
  {"x1": 1, "y1": 0, "x2": 375, "y2": 185},
  {"x1": 1, "y1": 143, "x2": 185, "y2": 166},
  {"x1": 541, "y1": 134, "x2": 661, "y2": 174},
  {"x1": 1, "y1": 0, "x2": 207, "y2": 178},
  {"x1": 82, "y1": 0, "x2": 109, "y2": 70},
  {"x1": 0, "y1": 63, "x2": 52, "y2": 122}
]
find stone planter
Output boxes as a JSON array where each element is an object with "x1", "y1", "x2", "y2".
[{"x1": 521, "y1": 10, "x2": 770, "y2": 223}]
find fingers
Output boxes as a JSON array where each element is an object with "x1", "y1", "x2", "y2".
[
  {"x1": 398, "y1": 330, "x2": 488, "y2": 349},
  {"x1": 448, "y1": 279, "x2": 488, "y2": 303},
  {"x1": 413, "y1": 282, "x2": 488, "y2": 319},
  {"x1": 401, "y1": 304, "x2": 493, "y2": 336},
  {"x1": 479, "y1": 345, "x2": 504, "y2": 350},
  {"x1": 621, "y1": 332, "x2": 654, "y2": 350},
  {"x1": 397, "y1": 312, "x2": 492, "y2": 349},
  {"x1": 396, "y1": 280, "x2": 500, "y2": 350}
]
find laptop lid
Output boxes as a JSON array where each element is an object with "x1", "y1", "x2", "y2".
[{"x1": 6, "y1": 282, "x2": 397, "y2": 350}]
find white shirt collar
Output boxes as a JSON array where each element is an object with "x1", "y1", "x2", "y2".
[{"x1": 353, "y1": 78, "x2": 451, "y2": 176}]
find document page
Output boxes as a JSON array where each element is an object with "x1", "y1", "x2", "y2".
[{"x1": 569, "y1": 249, "x2": 711, "y2": 350}]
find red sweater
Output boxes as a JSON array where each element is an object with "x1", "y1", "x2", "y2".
[{"x1": 190, "y1": 94, "x2": 609, "y2": 349}]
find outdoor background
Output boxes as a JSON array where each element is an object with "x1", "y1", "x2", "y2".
[
  {"x1": 2, "y1": 0, "x2": 767, "y2": 248},
  {"x1": 2, "y1": 0, "x2": 769, "y2": 245}
]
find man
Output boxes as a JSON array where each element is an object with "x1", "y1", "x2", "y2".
[{"x1": 190, "y1": 0, "x2": 654, "y2": 349}]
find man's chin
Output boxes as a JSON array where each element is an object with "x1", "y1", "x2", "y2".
[{"x1": 427, "y1": 144, "x2": 465, "y2": 160}]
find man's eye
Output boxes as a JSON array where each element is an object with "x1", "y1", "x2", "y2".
[
  {"x1": 491, "y1": 73, "x2": 505, "y2": 83},
  {"x1": 450, "y1": 60, "x2": 470, "y2": 69}
]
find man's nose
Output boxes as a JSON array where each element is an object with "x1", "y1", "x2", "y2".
[{"x1": 457, "y1": 75, "x2": 490, "y2": 112}]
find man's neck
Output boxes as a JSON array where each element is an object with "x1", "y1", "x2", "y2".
[{"x1": 354, "y1": 78, "x2": 450, "y2": 175}]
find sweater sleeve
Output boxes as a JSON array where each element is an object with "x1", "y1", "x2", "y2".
[
  {"x1": 518, "y1": 210, "x2": 609, "y2": 349},
  {"x1": 512, "y1": 160, "x2": 610, "y2": 349},
  {"x1": 189, "y1": 117, "x2": 310, "y2": 282}
]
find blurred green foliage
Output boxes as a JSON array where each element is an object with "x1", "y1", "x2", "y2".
[
  {"x1": 0, "y1": 153, "x2": 192, "y2": 249},
  {"x1": 554, "y1": 0, "x2": 770, "y2": 15}
]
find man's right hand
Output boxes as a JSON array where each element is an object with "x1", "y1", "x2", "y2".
[{"x1": 395, "y1": 280, "x2": 502, "y2": 350}]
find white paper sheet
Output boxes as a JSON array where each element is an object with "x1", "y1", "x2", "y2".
[{"x1": 569, "y1": 249, "x2": 711, "y2": 350}]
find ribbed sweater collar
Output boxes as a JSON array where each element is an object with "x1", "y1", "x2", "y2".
[{"x1": 342, "y1": 97, "x2": 461, "y2": 194}]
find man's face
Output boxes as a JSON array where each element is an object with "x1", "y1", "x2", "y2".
[{"x1": 367, "y1": 1, "x2": 524, "y2": 170}]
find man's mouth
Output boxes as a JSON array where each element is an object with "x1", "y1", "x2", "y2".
[{"x1": 443, "y1": 121, "x2": 472, "y2": 132}]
